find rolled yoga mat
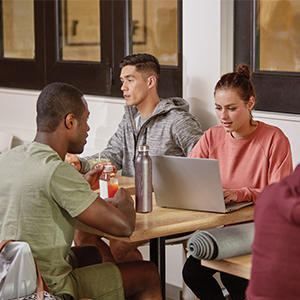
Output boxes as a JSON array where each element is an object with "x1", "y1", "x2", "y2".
[{"x1": 186, "y1": 222, "x2": 254, "y2": 260}]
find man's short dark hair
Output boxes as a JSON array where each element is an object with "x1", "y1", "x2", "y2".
[
  {"x1": 119, "y1": 53, "x2": 160, "y2": 80},
  {"x1": 36, "y1": 82, "x2": 85, "y2": 133}
]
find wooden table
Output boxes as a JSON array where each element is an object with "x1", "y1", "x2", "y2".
[
  {"x1": 78, "y1": 176, "x2": 254, "y2": 299},
  {"x1": 202, "y1": 254, "x2": 252, "y2": 280}
]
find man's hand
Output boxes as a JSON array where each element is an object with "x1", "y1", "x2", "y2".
[
  {"x1": 65, "y1": 153, "x2": 81, "y2": 171},
  {"x1": 84, "y1": 162, "x2": 117, "y2": 190},
  {"x1": 107, "y1": 187, "x2": 134, "y2": 208},
  {"x1": 84, "y1": 165, "x2": 104, "y2": 190},
  {"x1": 94, "y1": 161, "x2": 117, "y2": 173}
]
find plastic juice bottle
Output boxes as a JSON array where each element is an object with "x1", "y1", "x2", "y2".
[{"x1": 99, "y1": 165, "x2": 118, "y2": 198}]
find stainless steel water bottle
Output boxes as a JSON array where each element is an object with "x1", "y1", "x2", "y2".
[{"x1": 135, "y1": 145, "x2": 153, "y2": 213}]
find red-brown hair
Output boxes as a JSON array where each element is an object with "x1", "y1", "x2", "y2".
[{"x1": 214, "y1": 64, "x2": 256, "y2": 106}]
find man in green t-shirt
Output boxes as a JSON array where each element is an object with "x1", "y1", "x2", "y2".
[{"x1": 0, "y1": 82, "x2": 162, "y2": 300}]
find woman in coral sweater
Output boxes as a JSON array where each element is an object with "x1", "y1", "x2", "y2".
[{"x1": 182, "y1": 64, "x2": 293, "y2": 300}]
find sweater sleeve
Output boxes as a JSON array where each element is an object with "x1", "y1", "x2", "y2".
[
  {"x1": 99, "y1": 115, "x2": 126, "y2": 171},
  {"x1": 267, "y1": 135, "x2": 293, "y2": 184},
  {"x1": 189, "y1": 130, "x2": 209, "y2": 158},
  {"x1": 234, "y1": 131, "x2": 293, "y2": 204},
  {"x1": 233, "y1": 187, "x2": 261, "y2": 203},
  {"x1": 172, "y1": 114, "x2": 203, "y2": 156}
]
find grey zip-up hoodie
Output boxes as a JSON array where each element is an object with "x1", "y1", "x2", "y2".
[{"x1": 80, "y1": 97, "x2": 203, "y2": 177}]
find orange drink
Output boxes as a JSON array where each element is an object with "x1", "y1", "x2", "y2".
[{"x1": 108, "y1": 183, "x2": 119, "y2": 198}]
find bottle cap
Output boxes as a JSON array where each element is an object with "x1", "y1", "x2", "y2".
[
  {"x1": 138, "y1": 145, "x2": 149, "y2": 151},
  {"x1": 104, "y1": 164, "x2": 114, "y2": 172}
]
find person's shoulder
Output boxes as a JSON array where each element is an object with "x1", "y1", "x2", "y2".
[
  {"x1": 6, "y1": 142, "x2": 61, "y2": 163},
  {"x1": 158, "y1": 97, "x2": 201, "y2": 122},
  {"x1": 53, "y1": 159, "x2": 87, "y2": 186},
  {"x1": 118, "y1": 106, "x2": 139, "y2": 129},
  {"x1": 259, "y1": 121, "x2": 288, "y2": 138},
  {"x1": 57, "y1": 159, "x2": 81, "y2": 173},
  {"x1": 199, "y1": 126, "x2": 225, "y2": 145},
  {"x1": 29, "y1": 142, "x2": 62, "y2": 161},
  {"x1": 123, "y1": 105, "x2": 138, "y2": 119},
  {"x1": 160, "y1": 97, "x2": 188, "y2": 104},
  {"x1": 158, "y1": 97, "x2": 189, "y2": 112},
  {"x1": 0, "y1": 143, "x2": 26, "y2": 163},
  {"x1": 204, "y1": 125, "x2": 224, "y2": 136},
  {"x1": 125, "y1": 105, "x2": 138, "y2": 114}
]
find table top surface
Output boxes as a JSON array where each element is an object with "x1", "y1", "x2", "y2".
[
  {"x1": 78, "y1": 176, "x2": 254, "y2": 242},
  {"x1": 202, "y1": 254, "x2": 252, "y2": 279}
]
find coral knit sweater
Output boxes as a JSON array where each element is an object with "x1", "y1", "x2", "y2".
[{"x1": 189, "y1": 121, "x2": 293, "y2": 203}]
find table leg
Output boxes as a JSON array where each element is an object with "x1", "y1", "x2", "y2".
[{"x1": 150, "y1": 237, "x2": 166, "y2": 300}]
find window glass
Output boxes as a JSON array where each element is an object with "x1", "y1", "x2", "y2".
[
  {"x1": 2, "y1": 0, "x2": 35, "y2": 59},
  {"x1": 60, "y1": 0, "x2": 101, "y2": 62},
  {"x1": 235, "y1": 0, "x2": 300, "y2": 114},
  {"x1": 0, "y1": 0, "x2": 181, "y2": 97},
  {"x1": 132, "y1": 0, "x2": 178, "y2": 66},
  {"x1": 257, "y1": 0, "x2": 300, "y2": 72}
]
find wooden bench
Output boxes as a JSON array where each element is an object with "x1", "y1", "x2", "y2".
[{"x1": 201, "y1": 254, "x2": 252, "y2": 280}]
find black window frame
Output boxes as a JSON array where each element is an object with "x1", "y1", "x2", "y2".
[
  {"x1": 0, "y1": 0, "x2": 46, "y2": 90},
  {"x1": 0, "y1": 0, "x2": 182, "y2": 98},
  {"x1": 234, "y1": 0, "x2": 300, "y2": 114}
]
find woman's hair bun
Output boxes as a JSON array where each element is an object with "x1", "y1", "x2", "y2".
[{"x1": 236, "y1": 64, "x2": 251, "y2": 80}]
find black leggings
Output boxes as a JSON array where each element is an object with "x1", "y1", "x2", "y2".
[{"x1": 183, "y1": 256, "x2": 248, "y2": 300}]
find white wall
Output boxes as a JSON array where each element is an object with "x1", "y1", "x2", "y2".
[
  {"x1": 0, "y1": 88, "x2": 126, "y2": 156},
  {"x1": 2, "y1": 0, "x2": 300, "y2": 166},
  {"x1": 1, "y1": 0, "x2": 300, "y2": 292}
]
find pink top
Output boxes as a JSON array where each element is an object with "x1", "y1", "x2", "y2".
[
  {"x1": 189, "y1": 121, "x2": 293, "y2": 203},
  {"x1": 246, "y1": 165, "x2": 300, "y2": 299}
]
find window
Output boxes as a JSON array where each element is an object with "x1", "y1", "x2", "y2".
[
  {"x1": 234, "y1": 0, "x2": 300, "y2": 114},
  {"x1": 0, "y1": 0, "x2": 182, "y2": 98},
  {"x1": 131, "y1": 0, "x2": 182, "y2": 97},
  {"x1": 2, "y1": 0, "x2": 35, "y2": 59}
]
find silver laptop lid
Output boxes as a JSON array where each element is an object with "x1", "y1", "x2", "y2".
[
  {"x1": 152, "y1": 155, "x2": 228, "y2": 213},
  {"x1": 152, "y1": 155, "x2": 253, "y2": 213}
]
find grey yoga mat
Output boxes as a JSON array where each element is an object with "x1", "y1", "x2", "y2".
[{"x1": 186, "y1": 222, "x2": 254, "y2": 260}]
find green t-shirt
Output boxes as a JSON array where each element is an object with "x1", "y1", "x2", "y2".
[{"x1": 0, "y1": 142, "x2": 98, "y2": 290}]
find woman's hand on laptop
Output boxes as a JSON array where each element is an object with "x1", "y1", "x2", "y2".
[{"x1": 223, "y1": 189, "x2": 238, "y2": 204}]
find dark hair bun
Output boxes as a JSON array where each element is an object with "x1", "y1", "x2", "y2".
[{"x1": 236, "y1": 64, "x2": 251, "y2": 80}]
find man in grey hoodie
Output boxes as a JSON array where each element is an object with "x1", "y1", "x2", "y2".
[
  {"x1": 67, "y1": 53, "x2": 203, "y2": 177},
  {"x1": 67, "y1": 53, "x2": 203, "y2": 262}
]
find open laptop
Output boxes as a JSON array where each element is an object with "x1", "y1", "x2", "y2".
[{"x1": 152, "y1": 155, "x2": 253, "y2": 213}]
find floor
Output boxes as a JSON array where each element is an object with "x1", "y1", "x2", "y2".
[{"x1": 165, "y1": 277, "x2": 231, "y2": 300}]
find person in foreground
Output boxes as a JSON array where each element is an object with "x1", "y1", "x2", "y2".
[
  {"x1": 66, "y1": 53, "x2": 203, "y2": 263},
  {"x1": 246, "y1": 166, "x2": 300, "y2": 300},
  {"x1": 182, "y1": 64, "x2": 293, "y2": 300},
  {"x1": 0, "y1": 82, "x2": 162, "y2": 300}
]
